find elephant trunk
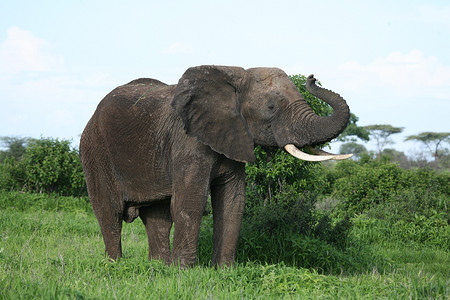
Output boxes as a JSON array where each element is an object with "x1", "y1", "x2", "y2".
[
  {"x1": 276, "y1": 75, "x2": 352, "y2": 161},
  {"x1": 303, "y1": 75, "x2": 350, "y2": 145}
]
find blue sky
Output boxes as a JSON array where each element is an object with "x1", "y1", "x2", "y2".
[{"x1": 1, "y1": 0, "x2": 449, "y2": 155}]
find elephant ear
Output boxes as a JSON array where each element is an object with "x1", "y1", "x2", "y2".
[{"x1": 172, "y1": 65, "x2": 255, "y2": 163}]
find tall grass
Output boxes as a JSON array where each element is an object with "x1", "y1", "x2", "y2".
[{"x1": 1, "y1": 191, "x2": 448, "y2": 299}]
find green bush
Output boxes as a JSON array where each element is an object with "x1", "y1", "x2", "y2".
[
  {"x1": 236, "y1": 224, "x2": 385, "y2": 274},
  {"x1": 198, "y1": 204, "x2": 382, "y2": 274},
  {"x1": 333, "y1": 160, "x2": 406, "y2": 215},
  {"x1": 352, "y1": 214, "x2": 449, "y2": 251},
  {"x1": 245, "y1": 187, "x2": 318, "y2": 235},
  {"x1": 240, "y1": 183, "x2": 355, "y2": 272},
  {"x1": 0, "y1": 159, "x2": 25, "y2": 191},
  {"x1": 332, "y1": 158, "x2": 449, "y2": 216},
  {"x1": 328, "y1": 158, "x2": 449, "y2": 249},
  {"x1": 406, "y1": 168, "x2": 450, "y2": 196},
  {"x1": 245, "y1": 147, "x2": 325, "y2": 211},
  {"x1": 0, "y1": 138, "x2": 87, "y2": 197},
  {"x1": 392, "y1": 213, "x2": 449, "y2": 250},
  {"x1": 367, "y1": 186, "x2": 449, "y2": 222},
  {"x1": 245, "y1": 186, "x2": 351, "y2": 248}
]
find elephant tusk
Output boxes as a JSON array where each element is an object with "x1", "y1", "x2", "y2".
[
  {"x1": 284, "y1": 144, "x2": 353, "y2": 161},
  {"x1": 305, "y1": 145, "x2": 353, "y2": 160},
  {"x1": 284, "y1": 144, "x2": 336, "y2": 162}
]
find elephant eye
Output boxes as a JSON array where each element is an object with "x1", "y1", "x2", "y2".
[{"x1": 268, "y1": 104, "x2": 275, "y2": 110}]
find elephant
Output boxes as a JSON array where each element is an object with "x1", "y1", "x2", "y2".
[{"x1": 80, "y1": 65, "x2": 352, "y2": 268}]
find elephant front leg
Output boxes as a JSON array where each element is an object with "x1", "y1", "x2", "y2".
[
  {"x1": 210, "y1": 164, "x2": 246, "y2": 267},
  {"x1": 170, "y1": 166, "x2": 211, "y2": 268}
]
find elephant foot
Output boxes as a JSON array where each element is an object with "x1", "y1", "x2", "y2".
[{"x1": 169, "y1": 254, "x2": 197, "y2": 269}]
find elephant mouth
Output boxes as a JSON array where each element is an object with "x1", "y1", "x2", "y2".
[{"x1": 284, "y1": 144, "x2": 353, "y2": 162}]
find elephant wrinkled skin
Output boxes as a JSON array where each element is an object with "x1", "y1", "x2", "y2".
[{"x1": 80, "y1": 65, "x2": 351, "y2": 267}]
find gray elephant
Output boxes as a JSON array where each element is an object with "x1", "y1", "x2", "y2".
[{"x1": 80, "y1": 65, "x2": 352, "y2": 267}]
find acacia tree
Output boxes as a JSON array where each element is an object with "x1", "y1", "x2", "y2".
[
  {"x1": 337, "y1": 114, "x2": 370, "y2": 160},
  {"x1": 339, "y1": 142, "x2": 367, "y2": 159},
  {"x1": 364, "y1": 124, "x2": 404, "y2": 158},
  {"x1": 337, "y1": 114, "x2": 370, "y2": 143},
  {"x1": 405, "y1": 132, "x2": 450, "y2": 161},
  {"x1": 0, "y1": 136, "x2": 31, "y2": 162}
]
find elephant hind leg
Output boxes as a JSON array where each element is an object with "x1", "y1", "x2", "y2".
[
  {"x1": 87, "y1": 179, "x2": 124, "y2": 260},
  {"x1": 81, "y1": 132, "x2": 124, "y2": 260},
  {"x1": 99, "y1": 215, "x2": 123, "y2": 260},
  {"x1": 139, "y1": 202, "x2": 173, "y2": 264},
  {"x1": 92, "y1": 202, "x2": 124, "y2": 260}
]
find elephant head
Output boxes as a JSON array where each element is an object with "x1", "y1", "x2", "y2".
[{"x1": 172, "y1": 65, "x2": 352, "y2": 163}]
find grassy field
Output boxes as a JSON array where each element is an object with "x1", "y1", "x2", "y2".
[{"x1": 0, "y1": 191, "x2": 448, "y2": 299}]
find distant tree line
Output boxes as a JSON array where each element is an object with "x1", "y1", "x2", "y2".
[{"x1": 338, "y1": 124, "x2": 449, "y2": 170}]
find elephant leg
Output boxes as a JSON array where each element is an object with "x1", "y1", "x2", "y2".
[
  {"x1": 100, "y1": 215, "x2": 123, "y2": 260},
  {"x1": 170, "y1": 163, "x2": 211, "y2": 268},
  {"x1": 210, "y1": 164, "x2": 246, "y2": 267},
  {"x1": 91, "y1": 193, "x2": 124, "y2": 260},
  {"x1": 139, "y1": 202, "x2": 173, "y2": 264}
]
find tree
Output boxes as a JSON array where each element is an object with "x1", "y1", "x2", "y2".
[
  {"x1": 337, "y1": 114, "x2": 370, "y2": 143},
  {"x1": 405, "y1": 132, "x2": 450, "y2": 161},
  {"x1": 339, "y1": 142, "x2": 367, "y2": 159},
  {"x1": 381, "y1": 148, "x2": 410, "y2": 168},
  {"x1": 0, "y1": 136, "x2": 30, "y2": 162},
  {"x1": 364, "y1": 125, "x2": 404, "y2": 158}
]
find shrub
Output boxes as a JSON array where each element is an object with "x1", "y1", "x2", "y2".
[
  {"x1": 329, "y1": 157, "x2": 449, "y2": 249},
  {"x1": 0, "y1": 159, "x2": 25, "y2": 191},
  {"x1": 333, "y1": 160, "x2": 406, "y2": 215},
  {"x1": 236, "y1": 223, "x2": 385, "y2": 274},
  {"x1": 243, "y1": 145, "x2": 354, "y2": 266},
  {"x1": 367, "y1": 186, "x2": 449, "y2": 222},
  {"x1": 406, "y1": 168, "x2": 450, "y2": 196},
  {"x1": 333, "y1": 158, "x2": 449, "y2": 218},
  {"x1": 244, "y1": 184, "x2": 352, "y2": 250},
  {"x1": 0, "y1": 138, "x2": 87, "y2": 197},
  {"x1": 352, "y1": 213, "x2": 449, "y2": 251},
  {"x1": 245, "y1": 146, "x2": 325, "y2": 212},
  {"x1": 245, "y1": 187, "x2": 319, "y2": 236}
]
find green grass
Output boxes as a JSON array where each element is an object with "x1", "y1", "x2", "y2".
[{"x1": 0, "y1": 191, "x2": 449, "y2": 299}]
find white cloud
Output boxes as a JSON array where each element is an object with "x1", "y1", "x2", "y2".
[
  {"x1": 339, "y1": 50, "x2": 450, "y2": 98},
  {"x1": 161, "y1": 42, "x2": 194, "y2": 55},
  {"x1": 369, "y1": 50, "x2": 450, "y2": 87},
  {"x1": 0, "y1": 26, "x2": 64, "y2": 75},
  {"x1": 0, "y1": 27, "x2": 116, "y2": 141}
]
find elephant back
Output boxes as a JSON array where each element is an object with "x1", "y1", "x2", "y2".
[{"x1": 126, "y1": 78, "x2": 168, "y2": 86}]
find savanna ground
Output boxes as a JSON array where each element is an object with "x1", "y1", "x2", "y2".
[{"x1": 0, "y1": 190, "x2": 448, "y2": 299}]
